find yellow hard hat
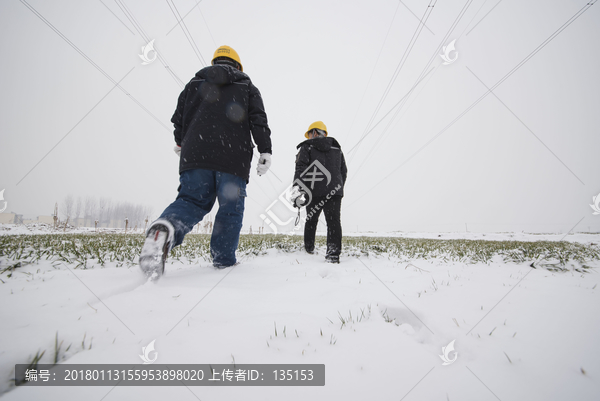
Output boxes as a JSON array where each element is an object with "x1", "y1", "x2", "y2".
[
  {"x1": 305, "y1": 121, "x2": 328, "y2": 138},
  {"x1": 212, "y1": 45, "x2": 243, "y2": 71}
]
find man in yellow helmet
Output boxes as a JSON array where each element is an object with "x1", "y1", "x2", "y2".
[
  {"x1": 293, "y1": 121, "x2": 347, "y2": 263},
  {"x1": 140, "y1": 46, "x2": 272, "y2": 278}
]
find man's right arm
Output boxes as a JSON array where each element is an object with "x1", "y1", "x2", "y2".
[
  {"x1": 248, "y1": 83, "x2": 272, "y2": 154},
  {"x1": 340, "y1": 151, "x2": 348, "y2": 185},
  {"x1": 294, "y1": 146, "x2": 310, "y2": 183},
  {"x1": 171, "y1": 85, "x2": 188, "y2": 146}
]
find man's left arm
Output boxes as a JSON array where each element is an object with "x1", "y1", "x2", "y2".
[
  {"x1": 171, "y1": 84, "x2": 189, "y2": 146},
  {"x1": 294, "y1": 146, "x2": 310, "y2": 183},
  {"x1": 248, "y1": 83, "x2": 272, "y2": 154},
  {"x1": 341, "y1": 151, "x2": 348, "y2": 185}
]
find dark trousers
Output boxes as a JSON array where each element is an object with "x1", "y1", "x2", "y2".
[{"x1": 304, "y1": 195, "x2": 342, "y2": 257}]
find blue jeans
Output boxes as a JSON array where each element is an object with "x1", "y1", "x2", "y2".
[{"x1": 158, "y1": 169, "x2": 246, "y2": 267}]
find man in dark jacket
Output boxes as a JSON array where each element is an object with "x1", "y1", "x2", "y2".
[
  {"x1": 140, "y1": 46, "x2": 272, "y2": 279},
  {"x1": 293, "y1": 121, "x2": 347, "y2": 263}
]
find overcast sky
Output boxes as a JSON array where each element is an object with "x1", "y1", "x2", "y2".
[{"x1": 1, "y1": 0, "x2": 599, "y2": 233}]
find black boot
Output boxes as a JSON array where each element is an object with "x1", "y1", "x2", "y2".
[
  {"x1": 139, "y1": 222, "x2": 173, "y2": 280},
  {"x1": 325, "y1": 255, "x2": 340, "y2": 264}
]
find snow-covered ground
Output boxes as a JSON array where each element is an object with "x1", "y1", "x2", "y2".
[
  {"x1": 1, "y1": 226, "x2": 599, "y2": 400},
  {"x1": 345, "y1": 230, "x2": 600, "y2": 244},
  {"x1": 2, "y1": 223, "x2": 599, "y2": 244},
  {"x1": 0, "y1": 224, "x2": 145, "y2": 236}
]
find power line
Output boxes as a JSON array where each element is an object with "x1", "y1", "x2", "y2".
[
  {"x1": 98, "y1": 0, "x2": 135, "y2": 35},
  {"x1": 460, "y1": 0, "x2": 492, "y2": 36},
  {"x1": 197, "y1": 6, "x2": 217, "y2": 48},
  {"x1": 345, "y1": 0, "x2": 597, "y2": 209},
  {"x1": 399, "y1": 0, "x2": 436, "y2": 36},
  {"x1": 350, "y1": 0, "x2": 475, "y2": 176},
  {"x1": 349, "y1": 66, "x2": 440, "y2": 179},
  {"x1": 165, "y1": 0, "x2": 204, "y2": 36},
  {"x1": 358, "y1": 0, "x2": 437, "y2": 145},
  {"x1": 19, "y1": 0, "x2": 169, "y2": 131},
  {"x1": 114, "y1": 0, "x2": 185, "y2": 86},
  {"x1": 113, "y1": 0, "x2": 150, "y2": 41},
  {"x1": 114, "y1": 0, "x2": 186, "y2": 88},
  {"x1": 17, "y1": 68, "x2": 136, "y2": 186},
  {"x1": 346, "y1": 1, "x2": 401, "y2": 145},
  {"x1": 349, "y1": 0, "x2": 476, "y2": 160},
  {"x1": 347, "y1": 0, "x2": 439, "y2": 148},
  {"x1": 466, "y1": 66, "x2": 585, "y2": 185},
  {"x1": 349, "y1": 0, "x2": 437, "y2": 165},
  {"x1": 466, "y1": 0, "x2": 503, "y2": 36},
  {"x1": 165, "y1": 0, "x2": 207, "y2": 66},
  {"x1": 345, "y1": 67, "x2": 436, "y2": 155}
]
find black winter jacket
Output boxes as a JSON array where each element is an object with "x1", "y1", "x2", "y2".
[
  {"x1": 171, "y1": 65, "x2": 272, "y2": 182},
  {"x1": 294, "y1": 137, "x2": 347, "y2": 198}
]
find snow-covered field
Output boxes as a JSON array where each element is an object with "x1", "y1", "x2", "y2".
[
  {"x1": 1, "y1": 225, "x2": 599, "y2": 400},
  {"x1": 3, "y1": 222, "x2": 599, "y2": 243}
]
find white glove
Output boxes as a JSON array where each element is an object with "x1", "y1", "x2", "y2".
[
  {"x1": 289, "y1": 186, "x2": 305, "y2": 207},
  {"x1": 292, "y1": 193, "x2": 307, "y2": 208},
  {"x1": 257, "y1": 153, "x2": 271, "y2": 176},
  {"x1": 174, "y1": 145, "x2": 181, "y2": 156},
  {"x1": 289, "y1": 185, "x2": 302, "y2": 200}
]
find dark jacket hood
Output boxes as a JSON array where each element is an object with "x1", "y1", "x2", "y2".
[
  {"x1": 296, "y1": 136, "x2": 341, "y2": 152},
  {"x1": 195, "y1": 64, "x2": 250, "y2": 85}
]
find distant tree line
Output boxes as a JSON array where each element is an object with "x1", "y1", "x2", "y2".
[{"x1": 60, "y1": 195, "x2": 153, "y2": 229}]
